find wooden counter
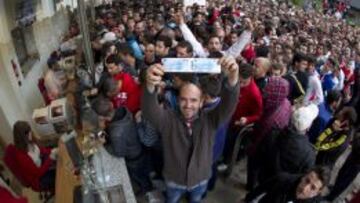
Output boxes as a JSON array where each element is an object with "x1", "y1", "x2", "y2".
[
  {"x1": 54, "y1": 139, "x2": 136, "y2": 203},
  {"x1": 55, "y1": 140, "x2": 81, "y2": 203}
]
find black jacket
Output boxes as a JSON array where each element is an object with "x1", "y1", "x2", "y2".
[
  {"x1": 284, "y1": 71, "x2": 309, "y2": 104},
  {"x1": 277, "y1": 128, "x2": 316, "y2": 173},
  {"x1": 106, "y1": 107, "x2": 142, "y2": 159},
  {"x1": 258, "y1": 128, "x2": 316, "y2": 183},
  {"x1": 246, "y1": 173, "x2": 322, "y2": 203}
]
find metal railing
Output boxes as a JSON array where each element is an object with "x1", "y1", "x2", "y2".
[{"x1": 226, "y1": 124, "x2": 254, "y2": 178}]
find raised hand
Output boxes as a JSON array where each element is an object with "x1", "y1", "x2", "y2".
[
  {"x1": 244, "y1": 18, "x2": 254, "y2": 32},
  {"x1": 219, "y1": 56, "x2": 239, "y2": 87},
  {"x1": 146, "y1": 64, "x2": 165, "y2": 93},
  {"x1": 174, "y1": 11, "x2": 185, "y2": 25}
]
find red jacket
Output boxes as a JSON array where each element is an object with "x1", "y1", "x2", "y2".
[
  {"x1": 0, "y1": 186, "x2": 28, "y2": 203},
  {"x1": 341, "y1": 64, "x2": 354, "y2": 93},
  {"x1": 208, "y1": 9, "x2": 220, "y2": 25},
  {"x1": 231, "y1": 79, "x2": 263, "y2": 126},
  {"x1": 38, "y1": 78, "x2": 52, "y2": 105},
  {"x1": 112, "y1": 72, "x2": 141, "y2": 114},
  {"x1": 241, "y1": 44, "x2": 256, "y2": 63},
  {"x1": 4, "y1": 145, "x2": 53, "y2": 191}
]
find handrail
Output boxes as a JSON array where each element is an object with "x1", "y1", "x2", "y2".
[{"x1": 226, "y1": 124, "x2": 254, "y2": 178}]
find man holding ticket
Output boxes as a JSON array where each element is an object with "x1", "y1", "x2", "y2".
[{"x1": 141, "y1": 56, "x2": 240, "y2": 203}]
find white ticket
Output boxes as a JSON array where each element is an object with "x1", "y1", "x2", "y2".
[{"x1": 161, "y1": 58, "x2": 221, "y2": 74}]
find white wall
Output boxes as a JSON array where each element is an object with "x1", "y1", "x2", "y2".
[
  {"x1": 351, "y1": 0, "x2": 360, "y2": 9},
  {"x1": 0, "y1": 0, "x2": 71, "y2": 144},
  {"x1": 0, "y1": 0, "x2": 10, "y2": 43},
  {"x1": 0, "y1": 107, "x2": 16, "y2": 145},
  {"x1": 0, "y1": 49, "x2": 27, "y2": 144}
]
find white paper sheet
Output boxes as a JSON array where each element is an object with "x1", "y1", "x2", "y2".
[{"x1": 162, "y1": 58, "x2": 221, "y2": 73}]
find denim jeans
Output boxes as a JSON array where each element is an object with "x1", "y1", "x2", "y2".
[{"x1": 166, "y1": 180, "x2": 208, "y2": 203}]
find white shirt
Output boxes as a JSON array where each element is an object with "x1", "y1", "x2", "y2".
[
  {"x1": 304, "y1": 71, "x2": 324, "y2": 105},
  {"x1": 263, "y1": 36, "x2": 270, "y2": 46},
  {"x1": 27, "y1": 144, "x2": 42, "y2": 167},
  {"x1": 334, "y1": 69, "x2": 345, "y2": 91},
  {"x1": 95, "y1": 63, "x2": 104, "y2": 85},
  {"x1": 317, "y1": 52, "x2": 331, "y2": 63},
  {"x1": 179, "y1": 23, "x2": 252, "y2": 58}
]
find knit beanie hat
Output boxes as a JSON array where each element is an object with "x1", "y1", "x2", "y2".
[{"x1": 291, "y1": 104, "x2": 319, "y2": 132}]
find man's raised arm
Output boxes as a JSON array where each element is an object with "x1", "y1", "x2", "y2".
[
  {"x1": 224, "y1": 18, "x2": 253, "y2": 58},
  {"x1": 141, "y1": 64, "x2": 168, "y2": 132},
  {"x1": 175, "y1": 12, "x2": 208, "y2": 58},
  {"x1": 208, "y1": 56, "x2": 240, "y2": 127}
]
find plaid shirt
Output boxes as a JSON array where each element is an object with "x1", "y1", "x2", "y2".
[
  {"x1": 262, "y1": 77, "x2": 291, "y2": 131},
  {"x1": 249, "y1": 77, "x2": 291, "y2": 154},
  {"x1": 263, "y1": 77, "x2": 290, "y2": 111}
]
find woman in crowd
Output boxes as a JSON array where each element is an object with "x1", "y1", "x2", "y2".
[{"x1": 6, "y1": 121, "x2": 57, "y2": 191}]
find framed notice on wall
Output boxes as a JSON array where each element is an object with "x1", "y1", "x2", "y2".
[{"x1": 15, "y1": 0, "x2": 37, "y2": 27}]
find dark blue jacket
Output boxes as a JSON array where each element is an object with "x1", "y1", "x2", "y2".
[
  {"x1": 308, "y1": 102, "x2": 333, "y2": 143},
  {"x1": 203, "y1": 98, "x2": 229, "y2": 162}
]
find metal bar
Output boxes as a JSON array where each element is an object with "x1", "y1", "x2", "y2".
[
  {"x1": 90, "y1": 0, "x2": 96, "y2": 21},
  {"x1": 78, "y1": 0, "x2": 95, "y2": 85}
]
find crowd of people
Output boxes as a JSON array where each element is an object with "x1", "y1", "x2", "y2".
[{"x1": 3, "y1": 0, "x2": 360, "y2": 202}]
